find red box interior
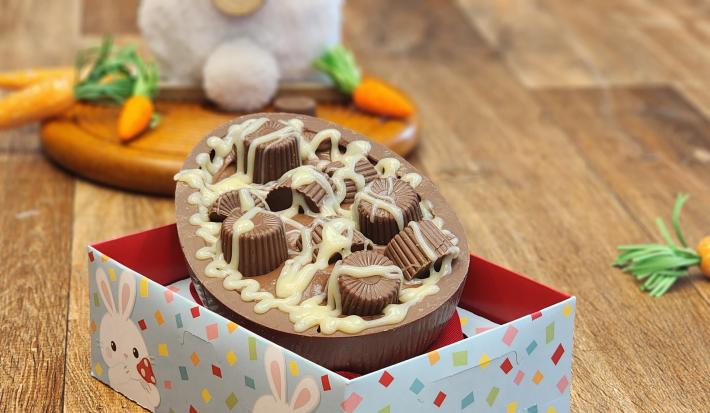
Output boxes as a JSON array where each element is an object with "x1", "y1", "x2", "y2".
[{"x1": 93, "y1": 224, "x2": 570, "y2": 325}]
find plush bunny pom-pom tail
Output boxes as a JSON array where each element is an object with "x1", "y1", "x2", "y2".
[{"x1": 203, "y1": 38, "x2": 280, "y2": 111}]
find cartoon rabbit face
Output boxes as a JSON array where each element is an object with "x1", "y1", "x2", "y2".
[
  {"x1": 96, "y1": 268, "x2": 160, "y2": 411},
  {"x1": 252, "y1": 345, "x2": 321, "y2": 413}
]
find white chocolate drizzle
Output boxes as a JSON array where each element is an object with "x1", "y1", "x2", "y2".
[{"x1": 175, "y1": 117, "x2": 459, "y2": 334}]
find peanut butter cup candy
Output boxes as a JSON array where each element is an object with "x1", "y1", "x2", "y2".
[
  {"x1": 209, "y1": 189, "x2": 266, "y2": 222},
  {"x1": 266, "y1": 169, "x2": 332, "y2": 213},
  {"x1": 355, "y1": 177, "x2": 422, "y2": 245},
  {"x1": 324, "y1": 158, "x2": 379, "y2": 204},
  {"x1": 385, "y1": 220, "x2": 455, "y2": 280},
  {"x1": 338, "y1": 251, "x2": 401, "y2": 316},
  {"x1": 244, "y1": 120, "x2": 301, "y2": 184},
  {"x1": 220, "y1": 209, "x2": 288, "y2": 276}
]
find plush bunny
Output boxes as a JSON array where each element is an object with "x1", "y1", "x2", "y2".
[
  {"x1": 96, "y1": 269, "x2": 160, "y2": 411},
  {"x1": 252, "y1": 345, "x2": 321, "y2": 413},
  {"x1": 138, "y1": 0, "x2": 343, "y2": 111}
]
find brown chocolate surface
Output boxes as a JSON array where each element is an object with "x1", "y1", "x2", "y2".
[
  {"x1": 175, "y1": 113, "x2": 469, "y2": 372},
  {"x1": 243, "y1": 121, "x2": 301, "y2": 183},
  {"x1": 273, "y1": 96, "x2": 317, "y2": 116},
  {"x1": 295, "y1": 220, "x2": 372, "y2": 261}
]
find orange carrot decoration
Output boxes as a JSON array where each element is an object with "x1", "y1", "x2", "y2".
[
  {"x1": 614, "y1": 194, "x2": 709, "y2": 296},
  {"x1": 0, "y1": 74, "x2": 75, "y2": 129},
  {"x1": 314, "y1": 46, "x2": 414, "y2": 118},
  {"x1": 117, "y1": 54, "x2": 159, "y2": 142},
  {"x1": 0, "y1": 67, "x2": 74, "y2": 90},
  {"x1": 0, "y1": 36, "x2": 159, "y2": 136}
]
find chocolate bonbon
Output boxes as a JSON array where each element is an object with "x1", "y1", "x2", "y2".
[
  {"x1": 385, "y1": 220, "x2": 455, "y2": 280},
  {"x1": 338, "y1": 251, "x2": 401, "y2": 316},
  {"x1": 175, "y1": 113, "x2": 468, "y2": 372},
  {"x1": 273, "y1": 96, "x2": 317, "y2": 116},
  {"x1": 355, "y1": 177, "x2": 422, "y2": 244},
  {"x1": 243, "y1": 120, "x2": 301, "y2": 183},
  {"x1": 220, "y1": 208, "x2": 288, "y2": 276}
]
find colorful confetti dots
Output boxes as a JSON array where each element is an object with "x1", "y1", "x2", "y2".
[
  {"x1": 528, "y1": 405, "x2": 538, "y2": 413},
  {"x1": 526, "y1": 340, "x2": 538, "y2": 355},
  {"x1": 433, "y1": 391, "x2": 446, "y2": 407},
  {"x1": 479, "y1": 353, "x2": 491, "y2": 369},
  {"x1": 164, "y1": 289, "x2": 174, "y2": 303},
  {"x1": 175, "y1": 313, "x2": 183, "y2": 329},
  {"x1": 507, "y1": 402, "x2": 518, "y2": 413},
  {"x1": 226, "y1": 321, "x2": 238, "y2": 333},
  {"x1": 502, "y1": 325, "x2": 518, "y2": 346},
  {"x1": 211, "y1": 364, "x2": 222, "y2": 378},
  {"x1": 563, "y1": 304, "x2": 572, "y2": 317},
  {"x1": 321, "y1": 375, "x2": 331, "y2": 391},
  {"x1": 191, "y1": 352, "x2": 200, "y2": 366},
  {"x1": 94, "y1": 362, "x2": 103, "y2": 376},
  {"x1": 244, "y1": 376, "x2": 255, "y2": 390},
  {"x1": 158, "y1": 343, "x2": 169, "y2": 357},
  {"x1": 226, "y1": 351, "x2": 237, "y2": 366},
  {"x1": 154, "y1": 310, "x2": 164, "y2": 326},
  {"x1": 531, "y1": 311, "x2": 542, "y2": 320},
  {"x1": 248, "y1": 337, "x2": 257, "y2": 360},
  {"x1": 164, "y1": 380, "x2": 172, "y2": 390},
  {"x1": 108, "y1": 268, "x2": 117, "y2": 281},
  {"x1": 461, "y1": 392, "x2": 475, "y2": 409},
  {"x1": 88, "y1": 251, "x2": 94, "y2": 262},
  {"x1": 547, "y1": 406, "x2": 557, "y2": 413},
  {"x1": 288, "y1": 360, "x2": 299, "y2": 376},
  {"x1": 409, "y1": 378, "x2": 424, "y2": 395},
  {"x1": 139, "y1": 278, "x2": 148, "y2": 297},
  {"x1": 179, "y1": 366, "x2": 189, "y2": 380},
  {"x1": 551, "y1": 344, "x2": 565, "y2": 365},
  {"x1": 514, "y1": 371, "x2": 525, "y2": 385},
  {"x1": 191, "y1": 306, "x2": 200, "y2": 318},
  {"x1": 341, "y1": 393, "x2": 363, "y2": 413},
  {"x1": 379, "y1": 371, "x2": 394, "y2": 387},
  {"x1": 557, "y1": 376, "x2": 569, "y2": 393},
  {"x1": 453, "y1": 350, "x2": 468, "y2": 366},
  {"x1": 206, "y1": 323, "x2": 218, "y2": 341},
  {"x1": 546, "y1": 322, "x2": 555, "y2": 344},
  {"x1": 225, "y1": 392, "x2": 238, "y2": 410},
  {"x1": 532, "y1": 370, "x2": 544, "y2": 385},
  {"x1": 378, "y1": 406, "x2": 391, "y2": 413},
  {"x1": 201, "y1": 388, "x2": 211, "y2": 403},
  {"x1": 428, "y1": 351, "x2": 441, "y2": 365},
  {"x1": 486, "y1": 387, "x2": 499, "y2": 406},
  {"x1": 500, "y1": 358, "x2": 513, "y2": 374},
  {"x1": 138, "y1": 319, "x2": 147, "y2": 331}
]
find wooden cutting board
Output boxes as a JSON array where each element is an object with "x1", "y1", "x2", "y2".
[{"x1": 40, "y1": 93, "x2": 418, "y2": 195}]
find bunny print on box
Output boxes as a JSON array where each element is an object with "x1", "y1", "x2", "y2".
[
  {"x1": 138, "y1": 0, "x2": 343, "y2": 111},
  {"x1": 252, "y1": 345, "x2": 321, "y2": 413},
  {"x1": 96, "y1": 269, "x2": 161, "y2": 411}
]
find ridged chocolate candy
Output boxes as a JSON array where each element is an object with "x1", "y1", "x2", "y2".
[
  {"x1": 220, "y1": 209, "x2": 288, "y2": 276},
  {"x1": 356, "y1": 177, "x2": 422, "y2": 245},
  {"x1": 384, "y1": 220, "x2": 454, "y2": 280},
  {"x1": 324, "y1": 158, "x2": 379, "y2": 204},
  {"x1": 209, "y1": 190, "x2": 266, "y2": 222},
  {"x1": 295, "y1": 220, "x2": 372, "y2": 260},
  {"x1": 244, "y1": 120, "x2": 301, "y2": 184},
  {"x1": 266, "y1": 170, "x2": 332, "y2": 213},
  {"x1": 338, "y1": 251, "x2": 400, "y2": 316}
]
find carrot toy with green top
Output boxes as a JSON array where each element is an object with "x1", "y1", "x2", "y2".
[
  {"x1": 314, "y1": 46, "x2": 414, "y2": 118},
  {"x1": 614, "y1": 194, "x2": 710, "y2": 296}
]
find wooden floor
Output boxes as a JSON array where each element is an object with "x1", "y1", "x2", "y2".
[{"x1": 2, "y1": 0, "x2": 710, "y2": 411}]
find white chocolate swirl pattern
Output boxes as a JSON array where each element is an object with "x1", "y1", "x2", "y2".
[{"x1": 175, "y1": 117, "x2": 459, "y2": 334}]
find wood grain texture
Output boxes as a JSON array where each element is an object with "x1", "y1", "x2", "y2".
[
  {"x1": 1, "y1": 0, "x2": 710, "y2": 411},
  {"x1": 40, "y1": 99, "x2": 418, "y2": 195}
]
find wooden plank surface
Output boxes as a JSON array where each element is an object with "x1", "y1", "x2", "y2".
[{"x1": 1, "y1": 0, "x2": 709, "y2": 411}]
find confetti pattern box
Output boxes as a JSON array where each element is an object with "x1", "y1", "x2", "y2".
[{"x1": 88, "y1": 224, "x2": 576, "y2": 413}]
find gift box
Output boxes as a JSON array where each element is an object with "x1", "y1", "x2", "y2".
[{"x1": 88, "y1": 224, "x2": 576, "y2": 412}]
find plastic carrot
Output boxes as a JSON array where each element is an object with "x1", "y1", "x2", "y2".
[
  {"x1": 117, "y1": 54, "x2": 159, "y2": 142},
  {"x1": 0, "y1": 74, "x2": 75, "y2": 129},
  {"x1": 0, "y1": 67, "x2": 74, "y2": 89},
  {"x1": 314, "y1": 46, "x2": 414, "y2": 118},
  {"x1": 613, "y1": 194, "x2": 710, "y2": 297}
]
